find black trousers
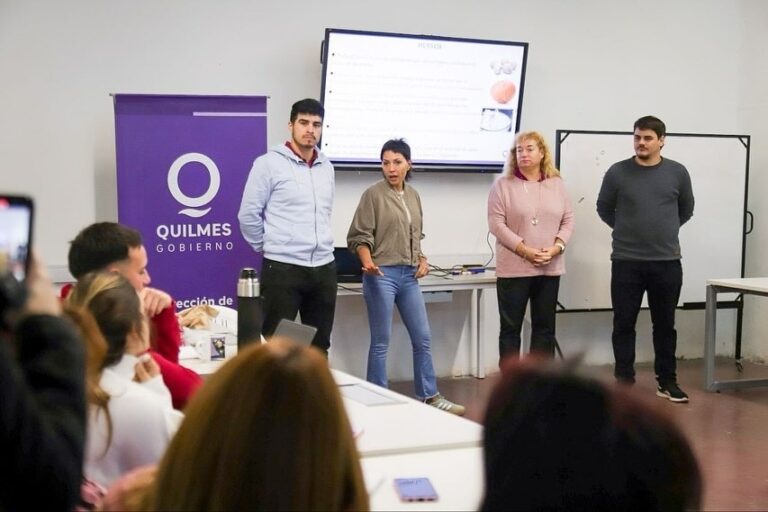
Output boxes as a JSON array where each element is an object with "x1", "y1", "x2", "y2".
[
  {"x1": 496, "y1": 275, "x2": 560, "y2": 362},
  {"x1": 610, "y1": 260, "x2": 682, "y2": 384},
  {"x1": 260, "y1": 258, "x2": 337, "y2": 354}
]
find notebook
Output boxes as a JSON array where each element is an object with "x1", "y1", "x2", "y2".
[
  {"x1": 273, "y1": 318, "x2": 318, "y2": 345},
  {"x1": 334, "y1": 246, "x2": 363, "y2": 283}
]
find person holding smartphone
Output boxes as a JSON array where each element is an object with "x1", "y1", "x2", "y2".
[
  {"x1": 0, "y1": 251, "x2": 87, "y2": 511},
  {"x1": 347, "y1": 139, "x2": 464, "y2": 415}
]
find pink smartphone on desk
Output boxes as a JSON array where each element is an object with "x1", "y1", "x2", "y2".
[{"x1": 394, "y1": 477, "x2": 438, "y2": 502}]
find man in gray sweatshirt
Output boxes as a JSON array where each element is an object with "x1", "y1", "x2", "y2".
[
  {"x1": 238, "y1": 99, "x2": 336, "y2": 354},
  {"x1": 597, "y1": 116, "x2": 694, "y2": 403}
]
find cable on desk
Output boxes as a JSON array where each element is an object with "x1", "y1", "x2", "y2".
[
  {"x1": 483, "y1": 230, "x2": 495, "y2": 268},
  {"x1": 426, "y1": 264, "x2": 453, "y2": 278}
]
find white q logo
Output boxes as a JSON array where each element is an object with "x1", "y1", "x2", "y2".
[{"x1": 167, "y1": 152, "x2": 220, "y2": 218}]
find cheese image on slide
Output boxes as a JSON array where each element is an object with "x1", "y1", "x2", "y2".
[{"x1": 480, "y1": 109, "x2": 513, "y2": 132}]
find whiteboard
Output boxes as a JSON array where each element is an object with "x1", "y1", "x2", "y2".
[{"x1": 555, "y1": 131, "x2": 749, "y2": 310}]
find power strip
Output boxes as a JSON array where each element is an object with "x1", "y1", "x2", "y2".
[{"x1": 449, "y1": 266, "x2": 486, "y2": 276}]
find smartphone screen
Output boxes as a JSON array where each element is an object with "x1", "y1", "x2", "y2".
[
  {"x1": 0, "y1": 195, "x2": 33, "y2": 283},
  {"x1": 393, "y1": 478, "x2": 438, "y2": 502}
]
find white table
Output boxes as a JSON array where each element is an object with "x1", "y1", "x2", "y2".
[
  {"x1": 181, "y1": 357, "x2": 229, "y2": 376},
  {"x1": 338, "y1": 272, "x2": 497, "y2": 378},
  {"x1": 705, "y1": 278, "x2": 768, "y2": 391},
  {"x1": 179, "y1": 361, "x2": 485, "y2": 510},
  {"x1": 331, "y1": 370, "x2": 483, "y2": 458},
  {"x1": 180, "y1": 364, "x2": 482, "y2": 459},
  {"x1": 362, "y1": 447, "x2": 484, "y2": 511}
]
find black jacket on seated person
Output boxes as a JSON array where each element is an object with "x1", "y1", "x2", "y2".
[{"x1": 0, "y1": 314, "x2": 86, "y2": 511}]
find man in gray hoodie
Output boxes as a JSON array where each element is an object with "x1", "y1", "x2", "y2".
[{"x1": 238, "y1": 99, "x2": 336, "y2": 354}]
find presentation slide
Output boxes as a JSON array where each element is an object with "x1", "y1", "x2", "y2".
[{"x1": 320, "y1": 30, "x2": 528, "y2": 170}]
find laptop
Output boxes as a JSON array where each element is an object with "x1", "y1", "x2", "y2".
[
  {"x1": 273, "y1": 318, "x2": 318, "y2": 345},
  {"x1": 334, "y1": 246, "x2": 363, "y2": 283}
]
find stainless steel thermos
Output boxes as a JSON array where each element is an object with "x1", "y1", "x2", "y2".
[{"x1": 237, "y1": 267, "x2": 263, "y2": 348}]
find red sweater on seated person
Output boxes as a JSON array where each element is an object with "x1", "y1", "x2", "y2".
[
  {"x1": 61, "y1": 284, "x2": 202, "y2": 410},
  {"x1": 147, "y1": 301, "x2": 182, "y2": 363},
  {"x1": 148, "y1": 349, "x2": 201, "y2": 410}
]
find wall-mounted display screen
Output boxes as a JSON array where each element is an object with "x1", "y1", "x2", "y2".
[{"x1": 320, "y1": 29, "x2": 528, "y2": 173}]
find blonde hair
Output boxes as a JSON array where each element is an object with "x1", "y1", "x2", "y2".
[
  {"x1": 147, "y1": 338, "x2": 369, "y2": 511},
  {"x1": 66, "y1": 271, "x2": 124, "y2": 309},
  {"x1": 505, "y1": 131, "x2": 560, "y2": 179},
  {"x1": 66, "y1": 272, "x2": 143, "y2": 368},
  {"x1": 62, "y1": 305, "x2": 112, "y2": 451}
]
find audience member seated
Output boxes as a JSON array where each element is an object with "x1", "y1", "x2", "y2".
[
  {"x1": 482, "y1": 357, "x2": 702, "y2": 512},
  {"x1": 65, "y1": 221, "x2": 201, "y2": 409},
  {"x1": 67, "y1": 272, "x2": 183, "y2": 488},
  {"x1": 0, "y1": 253, "x2": 86, "y2": 511},
  {"x1": 141, "y1": 338, "x2": 368, "y2": 511}
]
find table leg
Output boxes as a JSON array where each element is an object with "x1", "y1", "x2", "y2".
[
  {"x1": 469, "y1": 289, "x2": 480, "y2": 378},
  {"x1": 477, "y1": 289, "x2": 486, "y2": 379},
  {"x1": 704, "y1": 285, "x2": 717, "y2": 391}
]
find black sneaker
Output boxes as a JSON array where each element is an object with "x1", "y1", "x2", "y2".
[{"x1": 656, "y1": 382, "x2": 689, "y2": 403}]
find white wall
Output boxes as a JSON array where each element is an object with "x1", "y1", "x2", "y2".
[
  {"x1": 1, "y1": 0, "x2": 766, "y2": 380},
  {"x1": 737, "y1": 7, "x2": 768, "y2": 361}
]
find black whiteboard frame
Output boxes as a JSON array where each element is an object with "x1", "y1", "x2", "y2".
[{"x1": 554, "y1": 129, "x2": 751, "y2": 313}]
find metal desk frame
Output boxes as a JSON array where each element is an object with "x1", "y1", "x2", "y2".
[
  {"x1": 338, "y1": 272, "x2": 497, "y2": 378},
  {"x1": 705, "y1": 278, "x2": 768, "y2": 391}
]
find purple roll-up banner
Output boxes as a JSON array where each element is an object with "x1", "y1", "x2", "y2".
[{"x1": 114, "y1": 94, "x2": 267, "y2": 311}]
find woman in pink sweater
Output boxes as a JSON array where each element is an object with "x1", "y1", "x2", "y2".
[{"x1": 487, "y1": 131, "x2": 574, "y2": 361}]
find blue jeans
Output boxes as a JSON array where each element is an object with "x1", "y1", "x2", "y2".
[{"x1": 363, "y1": 265, "x2": 438, "y2": 399}]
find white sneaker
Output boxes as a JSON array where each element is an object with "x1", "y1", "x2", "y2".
[{"x1": 424, "y1": 394, "x2": 466, "y2": 416}]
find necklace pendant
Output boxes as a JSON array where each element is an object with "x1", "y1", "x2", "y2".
[{"x1": 531, "y1": 217, "x2": 539, "y2": 226}]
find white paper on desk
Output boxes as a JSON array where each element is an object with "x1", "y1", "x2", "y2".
[
  {"x1": 183, "y1": 327, "x2": 210, "y2": 347},
  {"x1": 178, "y1": 345, "x2": 200, "y2": 360}
]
